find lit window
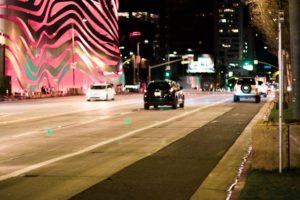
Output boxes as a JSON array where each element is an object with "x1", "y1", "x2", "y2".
[
  {"x1": 220, "y1": 19, "x2": 227, "y2": 23},
  {"x1": 222, "y1": 44, "x2": 231, "y2": 48},
  {"x1": 118, "y1": 12, "x2": 129, "y2": 18},
  {"x1": 224, "y1": 9, "x2": 234, "y2": 13}
]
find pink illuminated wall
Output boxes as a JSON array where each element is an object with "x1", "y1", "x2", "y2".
[{"x1": 0, "y1": 0, "x2": 121, "y2": 93}]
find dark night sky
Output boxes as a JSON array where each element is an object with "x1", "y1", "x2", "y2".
[
  {"x1": 119, "y1": 0, "x2": 276, "y2": 67},
  {"x1": 119, "y1": 0, "x2": 215, "y2": 55}
]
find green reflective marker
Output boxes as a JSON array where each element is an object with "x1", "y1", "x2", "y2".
[
  {"x1": 124, "y1": 117, "x2": 132, "y2": 125},
  {"x1": 45, "y1": 128, "x2": 53, "y2": 136}
]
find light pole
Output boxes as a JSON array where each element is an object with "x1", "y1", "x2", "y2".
[
  {"x1": 147, "y1": 58, "x2": 182, "y2": 82},
  {"x1": 71, "y1": 23, "x2": 75, "y2": 87},
  {"x1": 0, "y1": 31, "x2": 5, "y2": 77},
  {"x1": 134, "y1": 42, "x2": 140, "y2": 84},
  {"x1": 278, "y1": 10, "x2": 284, "y2": 174},
  {"x1": 254, "y1": 60, "x2": 278, "y2": 69}
]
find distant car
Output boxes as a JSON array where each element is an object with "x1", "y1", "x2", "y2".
[
  {"x1": 144, "y1": 80, "x2": 185, "y2": 109},
  {"x1": 233, "y1": 77, "x2": 261, "y2": 103},
  {"x1": 257, "y1": 80, "x2": 268, "y2": 97},
  {"x1": 86, "y1": 84, "x2": 116, "y2": 101}
]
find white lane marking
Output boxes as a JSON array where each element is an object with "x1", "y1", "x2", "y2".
[
  {"x1": 0, "y1": 101, "x2": 140, "y2": 125},
  {"x1": 119, "y1": 112, "x2": 132, "y2": 115},
  {"x1": 11, "y1": 131, "x2": 39, "y2": 138},
  {"x1": 0, "y1": 112, "x2": 22, "y2": 117},
  {"x1": 0, "y1": 98, "x2": 229, "y2": 181},
  {"x1": 8, "y1": 114, "x2": 131, "y2": 139}
]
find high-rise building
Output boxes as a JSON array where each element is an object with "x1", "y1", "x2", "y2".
[{"x1": 214, "y1": 0, "x2": 257, "y2": 78}]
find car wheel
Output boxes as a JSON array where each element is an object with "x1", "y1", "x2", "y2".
[
  {"x1": 233, "y1": 95, "x2": 240, "y2": 102},
  {"x1": 241, "y1": 83, "x2": 251, "y2": 93},
  {"x1": 144, "y1": 104, "x2": 150, "y2": 110},
  {"x1": 179, "y1": 97, "x2": 185, "y2": 108},
  {"x1": 255, "y1": 95, "x2": 261, "y2": 103},
  {"x1": 87, "y1": 99, "x2": 91, "y2": 101},
  {"x1": 154, "y1": 105, "x2": 158, "y2": 109},
  {"x1": 172, "y1": 99, "x2": 178, "y2": 109}
]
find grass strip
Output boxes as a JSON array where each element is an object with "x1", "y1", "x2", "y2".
[{"x1": 239, "y1": 169, "x2": 300, "y2": 200}]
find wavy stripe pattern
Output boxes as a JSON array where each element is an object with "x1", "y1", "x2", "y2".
[{"x1": 0, "y1": 0, "x2": 121, "y2": 93}]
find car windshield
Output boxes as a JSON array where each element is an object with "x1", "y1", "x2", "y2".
[
  {"x1": 147, "y1": 82, "x2": 170, "y2": 92},
  {"x1": 91, "y1": 85, "x2": 106, "y2": 90},
  {"x1": 258, "y1": 81, "x2": 263, "y2": 86}
]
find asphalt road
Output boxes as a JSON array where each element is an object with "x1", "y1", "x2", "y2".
[
  {"x1": 0, "y1": 93, "x2": 265, "y2": 200},
  {"x1": 69, "y1": 102, "x2": 263, "y2": 200}
]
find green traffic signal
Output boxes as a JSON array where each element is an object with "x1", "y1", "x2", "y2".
[
  {"x1": 165, "y1": 71, "x2": 170, "y2": 78},
  {"x1": 242, "y1": 60, "x2": 254, "y2": 71}
]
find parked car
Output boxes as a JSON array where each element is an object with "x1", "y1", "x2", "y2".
[
  {"x1": 233, "y1": 77, "x2": 261, "y2": 103},
  {"x1": 144, "y1": 80, "x2": 185, "y2": 109},
  {"x1": 86, "y1": 83, "x2": 116, "y2": 101}
]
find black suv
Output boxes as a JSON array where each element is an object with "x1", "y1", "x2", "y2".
[{"x1": 144, "y1": 80, "x2": 185, "y2": 110}]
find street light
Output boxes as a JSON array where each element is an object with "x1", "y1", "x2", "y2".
[
  {"x1": 0, "y1": 31, "x2": 5, "y2": 77},
  {"x1": 71, "y1": 23, "x2": 75, "y2": 87},
  {"x1": 278, "y1": 10, "x2": 284, "y2": 174},
  {"x1": 254, "y1": 60, "x2": 278, "y2": 69}
]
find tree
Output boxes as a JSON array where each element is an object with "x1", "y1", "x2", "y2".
[
  {"x1": 289, "y1": 0, "x2": 300, "y2": 120},
  {"x1": 245, "y1": 0, "x2": 289, "y2": 54}
]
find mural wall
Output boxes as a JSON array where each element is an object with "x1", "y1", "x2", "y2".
[{"x1": 0, "y1": 0, "x2": 121, "y2": 94}]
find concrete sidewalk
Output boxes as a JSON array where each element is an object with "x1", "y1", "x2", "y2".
[{"x1": 191, "y1": 99, "x2": 272, "y2": 200}]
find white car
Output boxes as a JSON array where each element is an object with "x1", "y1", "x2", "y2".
[
  {"x1": 233, "y1": 77, "x2": 261, "y2": 103},
  {"x1": 257, "y1": 80, "x2": 268, "y2": 97},
  {"x1": 86, "y1": 84, "x2": 116, "y2": 101}
]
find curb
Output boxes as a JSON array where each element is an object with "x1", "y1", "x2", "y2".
[{"x1": 190, "y1": 98, "x2": 274, "y2": 200}]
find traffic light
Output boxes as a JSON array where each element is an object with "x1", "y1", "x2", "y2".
[
  {"x1": 242, "y1": 60, "x2": 253, "y2": 71},
  {"x1": 165, "y1": 65, "x2": 171, "y2": 79},
  {"x1": 165, "y1": 70, "x2": 170, "y2": 79}
]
